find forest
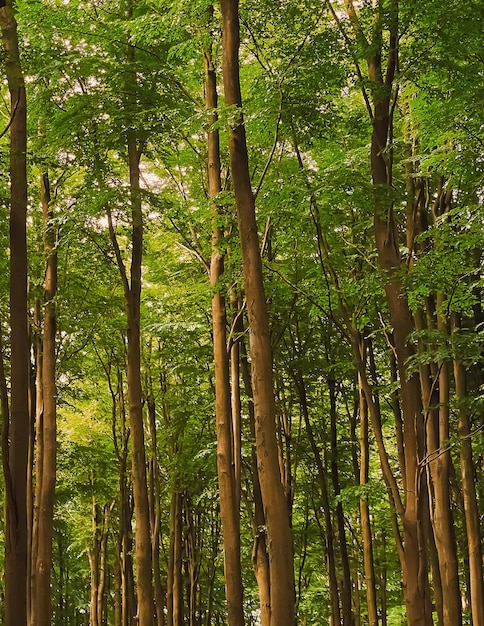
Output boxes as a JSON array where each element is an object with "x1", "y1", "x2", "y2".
[{"x1": 0, "y1": 0, "x2": 483, "y2": 625}]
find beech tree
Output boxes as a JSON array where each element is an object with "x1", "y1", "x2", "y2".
[
  {"x1": 0, "y1": 3, "x2": 29, "y2": 625},
  {"x1": 0, "y1": 0, "x2": 482, "y2": 624}
]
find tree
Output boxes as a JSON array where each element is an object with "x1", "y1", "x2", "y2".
[
  {"x1": 219, "y1": 1, "x2": 296, "y2": 624},
  {"x1": 0, "y1": 3, "x2": 29, "y2": 625}
]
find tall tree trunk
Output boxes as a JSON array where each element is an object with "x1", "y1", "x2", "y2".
[
  {"x1": 29, "y1": 302, "x2": 43, "y2": 626},
  {"x1": 147, "y1": 392, "x2": 165, "y2": 626},
  {"x1": 0, "y1": 5, "x2": 29, "y2": 626},
  {"x1": 116, "y1": 372, "x2": 136, "y2": 626},
  {"x1": 34, "y1": 170, "x2": 58, "y2": 626},
  {"x1": 219, "y1": 2, "x2": 295, "y2": 623},
  {"x1": 88, "y1": 501, "x2": 111, "y2": 626},
  {"x1": 106, "y1": 34, "x2": 154, "y2": 624},
  {"x1": 340, "y1": 2, "x2": 432, "y2": 621},
  {"x1": 426, "y1": 298, "x2": 461, "y2": 626},
  {"x1": 173, "y1": 492, "x2": 184, "y2": 626},
  {"x1": 126, "y1": 122, "x2": 154, "y2": 626},
  {"x1": 114, "y1": 537, "x2": 122, "y2": 626},
  {"x1": 88, "y1": 500, "x2": 101, "y2": 626},
  {"x1": 358, "y1": 336, "x2": 378, "y2": 626},
  {"x1": 230, "y1": 296, "x2": 242, "y2": 505},
  {"x1": 167, "y1": 491, "x2": 184, "y2": 626},
  {"x1": 452, "y1": 314, "x2": 484, "y2": 626},
  {"x1": 293, "y1": 370, "x2": 341, "y2": 626},
  {"x1": 240, "y1": 339, "x2": 271, "y2": 626},
  {"x1": 205, "y1": 22, "x2": 245, "y2": 626},
  {"x1": 328, "y1": 378, "x2": 353, "y2": 626}
]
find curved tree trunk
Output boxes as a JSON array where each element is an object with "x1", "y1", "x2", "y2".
[{"x1": 219, "y1": 2, "x2": 295, "y2": 623}]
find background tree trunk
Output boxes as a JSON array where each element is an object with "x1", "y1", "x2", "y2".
[
  {"x1": 34, "y1": 170, "x2": 58, "y2": 626},
  {"x1": 358, "y1": 336, "x2": 378, "y2": 626}
]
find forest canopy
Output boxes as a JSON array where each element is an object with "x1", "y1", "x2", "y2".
[{"x1": 0, "y1": 0, "x2": 483, "y2": 625}]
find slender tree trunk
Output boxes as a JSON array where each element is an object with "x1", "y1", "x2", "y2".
[
  {"x1": 172, "y1": 493, "x2": 184, "y2": 626},
  {"x1": 115, "y1": 373, "x2": 136, "y2": 626},
  {"x1": 185, "y1": 496, "x2": 203, "y2": 626},
  {"x1": 97, "y1": 508, "x2": 110, "y2": 626},
  {"x1": 167, "y1": 491, "x2": 184, "y2": 626},
  {"x1": 114, "y1": 538, "x2": 122, "y2": 626},
  {"x1": 120, "y1": 464, "x2": 136, "y2": 626},
  {"x1": 30, "y1": 302, "x2": 43, "y2": 626},
  {"x1": 27, "y1": 305, "x2": 37, "y2": 626},
  {"x1": 88, "y1": 500, "x2": 101, "y2": 626},
  {"x1": 372, "y1": 93, "x2": 431, "y2": 626},
  {"x1": 328, "y1": 378, "x2": 353, "y2": 625},
  {"x1": 205, "y1": 25, "x2": 245, "y2": 626},
  {"x1": 147, "y1": 393, "x2": 165, "y2": 626},
  {"x1": 452, "y1": 314, "x2": 484, "y2": 626},
  {"x1": 88, "y1": 502, "x2": 111, "y2": 626},
  {"x1": 230, "y1": 296, "x2": 242, "y2": 505},
  {"x1": 106, "y1": 35, "x2": 154, "y2": 624},
  {"x1": 219, "y1": 2, "x2": 295, "y2": 623},
  {"x1": 426, "y1": 299, "x2": 461, "y2": 626},
  {"x1": 240, "y1": 341, "x2": 271, "y2": 626},
  {"x1": 353, "y1": 2, "x2": 432, "y2": 619},
  {"x1": 293, "y1": 370, "x2": 341, "y2": 626},
  {"x1": 34, "y1": 170, "x2": 58, "y2": 626},
  {"x1": 358, "y1": 337, "x2": 378, "y2": 626},
  {"x1": 166, "y1": 493, "x2": 175, "y2": 626},
  {"x1": 380, "y1": 533, "x2": 388, "y2": 626},
  {"x1": 0, "y1": 5, "x2": 29, "y2": 626},
  {"x1": 126, "y1": 125, "x2": 154, "y2": 626}
]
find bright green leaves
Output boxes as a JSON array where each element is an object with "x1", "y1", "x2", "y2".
[{"x1": 406, "y1": 205, "x2": 484, "y2": 317}]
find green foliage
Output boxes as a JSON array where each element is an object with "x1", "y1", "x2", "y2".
[{"x1": 0, "y1": 0, "x2": 481, "y2": 622}]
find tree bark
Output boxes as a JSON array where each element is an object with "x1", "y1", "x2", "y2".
[
  {"x1": 205, "y1": 24, "x2": 245, "y2": 626},
  {"x1": 29, "y1": 302, "x2": 43, "y2": 626},
  {"x1": 426, "y1": 298, "x2": 461, "y2": 626},
  {"x1": 328, "y1": 378, "x2": 353, "y2": 626},
  {"x1": 219, "y1": 2, "x2": 295, "y2": 623},
  {"x1": 126, "y1": 133, "x2": 154, "y2": 626},
  {"x1": 33, "y1": 170, "x2": 58, "y2": 626},
  {"x1": 358, "y1": 336, "x2": 378, "y2": 626},
  {"x1": 147, "y1": 393, "x2": 165, "y2": 626},
  {"x1": 0, "y1": 5, "x2": 29, "y2": 626},
  {"x1": 341, "y1": 2, "x2": 433, "y2": 620},
  {"x1": 240, "y1": 340, "x2": 271, "y2": 626},
  {"x1": 114, "y1": 372, "x2": 136, "y2": 626},
  {"x1": 105, "y1": 34, "x2": 154, "y2": 625},
  {"x1": 452, "y1": 314, "x2": 484, "y2": 626}
]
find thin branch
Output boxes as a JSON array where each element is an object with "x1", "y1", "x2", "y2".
[
  {"x1": 254, "y1": 94, "x2": 283, "y2": 200},
  {"x1": 0, "y1": 95, "x2": 19, "y2": 140},
  {"x1": 324, "y1": 0, "x2": 374, "y2": 120},
  {"x1": 241, "y1": 18, "x2": 273, "y2": 75},
  {"x1": 167, "y1": 216, "x2": 209, "y2": 272},
  {"x1": 343, "y1": 0, "x2": 370, "y2": 49},
  {"x1": 106, "y1": 206, "x2": 130, "y2": 297},
  {"x1": 260, "y1": 216, "x2": 272, "y2": 257}
]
